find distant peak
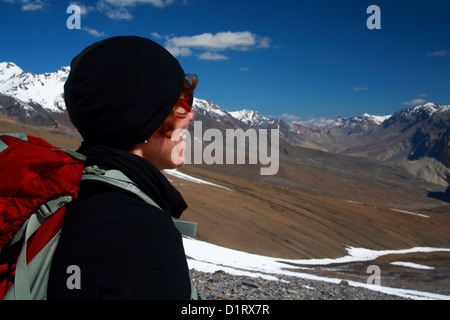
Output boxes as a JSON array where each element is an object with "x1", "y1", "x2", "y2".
[
  {"x1": 0, "y1": 61, "x2": 68, "y2": 113},
  {"x1": 59, "y1": 66, "x2": 70, "y2": 73},
  {"x1": 0, "y1": 61, "x2": 23, "y2": 72},
  {"x1": 0, "y1": 62, "x2": 24, "y2": 80},
  {"x1": 408, "y1": 102, "x2": 450, "y2": 115}
]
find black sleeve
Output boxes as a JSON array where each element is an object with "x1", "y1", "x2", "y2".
[{"x1": 48, "y1": 183, "x2": 191, "y2": 300}]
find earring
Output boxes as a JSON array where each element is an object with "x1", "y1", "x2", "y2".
[{"x1": 145, "y1": 140, "x2": 148, "y2": 144}]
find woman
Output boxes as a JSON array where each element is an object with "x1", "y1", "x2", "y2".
[{"x1": 47, "y1": 36, "x2": 197, "y2": 299}]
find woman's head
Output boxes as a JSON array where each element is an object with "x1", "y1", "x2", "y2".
[
  {"x1": 64, "y1": 36, "x2": 192, "y2": 151},
  {"x1": 129, "y1": 73, "x2": 198, "y2": 170}
]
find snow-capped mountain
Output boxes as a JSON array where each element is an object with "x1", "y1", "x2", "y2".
[
  {"x1": 331, "y1": 113, "x2": 391, "y2": 128},
  {"x1": 0, "y1": 62, "x2": 69, "y2": 113},
  {"x1": 192, "y1": 98, "x2": 228, "y2": 118},
  {"x1": 179, "y1": 99, "x2": 450, "y2": 187},
  {"x1": 192, "y1": 98, "x2": 239, "y2": 124},
  {"x1": 313, "y1": 103, "x2": 450, "y2": 187},
  {"x1": 290, "y1": 113, "x2": 391, "y2": 131},
  {"x1": 307, "y1": 113, "x2": 392, "y2": 136},
  {"x1": 403, "y1": 102, "x2": 450, "y2": 118},
  {"x1": 192, "y1": 99, "x2": 276, "y2": 129},
  {"x1": 229, "y1": 109, "x2": 274, "y2": 126},
  {"x1": 384, "y1": 102, "x2": 450, "y2": 128}
]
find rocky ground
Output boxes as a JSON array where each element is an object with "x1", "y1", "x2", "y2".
[{"x1": 190, "y1": 270, "x2": 408, "y2": 300}]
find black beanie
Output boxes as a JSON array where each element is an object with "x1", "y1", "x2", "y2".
[{"x1": 64, "y1": 36, "x2": 186, "y2": 149}]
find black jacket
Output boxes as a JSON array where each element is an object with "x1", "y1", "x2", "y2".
[{"x1": 47, "y1": 144, "x2": 191, "y2": 300}]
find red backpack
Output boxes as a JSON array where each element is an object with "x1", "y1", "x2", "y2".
[{"x1": 0, "y1": 133, "x2": 85, "y2": 299}]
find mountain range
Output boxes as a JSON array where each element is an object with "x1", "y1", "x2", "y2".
[
  {"x1": 190, "y1": 96, "x2": 450, "y2": 189},
  {"x1": 289, "y1": 103, "x2": 450, "y2": 188},
  {"x1": 1, "y1": 61, "x2": 449, "y2": 200}
]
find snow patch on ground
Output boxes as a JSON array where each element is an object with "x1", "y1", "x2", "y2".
[
  {"x1": 183, "y1": 237, "x2": 450, "y2": 300},
  {"x1": 164, "y1": 169, "x2": 233, "y2": 191}
]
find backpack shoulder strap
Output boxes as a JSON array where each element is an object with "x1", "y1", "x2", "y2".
[
  {"x1": 82, "y1": 166, "x2": 161, "y2": 209},
  {"x1": 81, "y1": 166, "x2": 197, "y2": 237}
]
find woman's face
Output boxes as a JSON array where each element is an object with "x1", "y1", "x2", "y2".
[{"x1": 136, "y1": 106, "x2": 194, "y2": 170}]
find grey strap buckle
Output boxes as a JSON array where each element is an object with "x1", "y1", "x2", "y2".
[{"x1": 36, "y1": 196, "x2": 73, "y2": 219}]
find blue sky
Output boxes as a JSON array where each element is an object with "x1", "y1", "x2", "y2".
[{"x1": 1, "y1": 0, "x2": 449, "y2": 123}]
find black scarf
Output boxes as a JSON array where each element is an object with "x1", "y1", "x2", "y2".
[{"x1": 77, "y1": 142, "x2": 187, "y2": 219}]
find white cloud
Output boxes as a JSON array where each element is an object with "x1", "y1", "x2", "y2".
[
  {"x1": 82, "y1": 27, "x2": 107, "y2": 37},
  {"x1": 150, "y1": 32, "x2": 162, "y2": 39},
  {"x1": 101, "y1": 0, "x2": 174, "y2": 8},
  {"x1": 292, "y1": 116, "x2": 336, "y2": 128},
  {"x1": 70, "y1": 2, "x2": 95, "y2": 16},
  {"x1": 164, "y1": 31, "x2": 270, "y2": 61},
  {"x1": 400, "y1": 98, "x2": 427, "y2": 106},
  {"x1": 427, "y1": 50, "x2": 447, "y2": 57},
  {"x1": 257, "y1": 36, "x2": 271, "y2": 48},
  {"x1": 3, "y1": 0, "x2": 48, "y2": 11},
  {"x1": 239, "y1": 67, "x2": 250, "y2": 72},
  {"x1": 165, "y1": 31, "x2": 270, "y2": 51},
  {"x1": 96, "y1": 0, "x2": 174, "y2": 20},
  {"x1": 353, "y1": 86, "x2": 367, "y2": 91},
  {"x1": 198, "y1": 52, "x2": 229, "y2": 61},
  {"x1": 165, "y1": 46, "x2": 193, "y2": 57},
  {"x1": 277, "y1": 113, "x2": 302, "y2": 121},
  {"x1": 97, "y1": 0, "x2": 133, "y2": 20}
]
